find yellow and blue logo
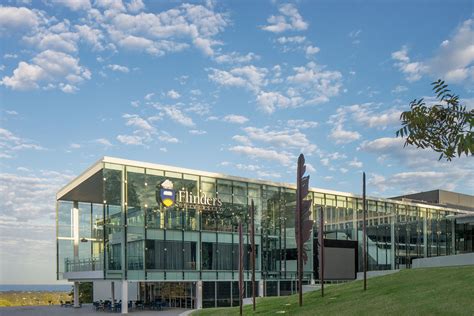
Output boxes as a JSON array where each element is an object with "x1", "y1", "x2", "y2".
[{"x1": 159, "y1": 179, "x2": 175, "y2": 207}]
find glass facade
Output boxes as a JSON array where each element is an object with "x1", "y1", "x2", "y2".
[{"x1": 57, "y1": 159, "x2": 467, "y2": 285}]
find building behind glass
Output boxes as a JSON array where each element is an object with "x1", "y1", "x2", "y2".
[{"x1": 56, "y1": 157, "x2": 473, "y2": 310}]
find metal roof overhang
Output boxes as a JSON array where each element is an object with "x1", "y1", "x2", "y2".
[{"x1": 56, "y1": 156, "x2": 469, "y2": 214}]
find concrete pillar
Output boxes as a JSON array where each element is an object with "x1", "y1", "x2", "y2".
[
  {"x1": 73, "y1": 282, "x2": 80, "y2": 308},
  {"x1": 196, "y1": 281, "x2": 203, "y2": 309},
  {"x1": 121, "y1": 281, "x2": 128, "y2": 314},
  {"x1": 258, "y1": 280, "x2": 264, "y2": 297},
  {"x1": 277, "y1": 280, "x2": 280, "y2": 296}
]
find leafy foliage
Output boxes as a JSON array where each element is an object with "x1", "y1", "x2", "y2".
[
  {"x1": 69, "y1": 282, "x2": 93, "y2": 303},
  {"x1": 396, "y1": 79, "x2": 474, "y2": 160}
]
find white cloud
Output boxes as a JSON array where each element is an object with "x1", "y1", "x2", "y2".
[
  {"x1": 209, "y1": 61, "x2": 342, "y2": 113},
  {"x1": 215, "y1": 52, "x2": 260, "y2": 64},
  {"x1": 287, "y1": 119, "x2": 318, "y2": 129},
  {"x1": 51, "y1": 0, "x2": 91, "y2": 11},
  {"x1": 69, "y1": 143, "x2": 81, "y2": 149},
  {"x1": 256, "y1": 170, "x2": 281, "y2": 178},
  {"x1": 276, "y1": 36, "x2": 306, "y2": 44},
  {"x1": 23, "y1": 20, "x2": 80, "y2": 53},
  {"x1": 332, "y1": 103, "x2": 401, "y2": 130},
  {"x1": 108, "y1": 3, "x2": 227, "y2": 56},
  {"x1": 361, "y1": 136, "x2": 474, "y2": 194},
  {"x1": 189, "y1": 129, "x2": 207, "y2": 135},
  {"x1": 162, "y1": 106, "x2": 194, "y2": 127},
  {"x1": 229, "y1": 145, "x2": 293, "y2": 165},
  {"x1": 348, "y1": 29, "x2": 361, "y2": 44},
  {"x1": 116, "y1": 134, "x2": 143, "y2": 145},
  {"x1": 232, "y1": 135, "x2": 252, "y2": 146},
  {"x1": 0, "y1": 128, "x2": 45, "y2": 158},
  {"x1": 235, "y1": 163, "x2": 261, "y2": 171},
  {"x1": 262, "y1": 3, "x2": 308, "y2": 33},
  {"x1": 392, "y1": 85, "x2": 408, "y2": 93},
  {"x1": 256, "y1": 91, "x2": 299, "y2": 114},
  {"x1": 144, "y1": 92, "x2": 154, "y2": 100},
  {"x1": 4, "y1": 53, "x2": 18, "y2": 59},
  {"x1": 0, "y1": 170, "x2": 74, "y2": 221},
  {"x1": 329, "y1": 124, "x2": 361, "y2": 144},
  {"x1": 348, "y1": 158, "x2": 363, "y2": 168},
  {"x1": 94, "y1": 138, "x2": 113, "y2": 146},
  {"x1": 287, "y1": 61, "x2": 343, "y2": 104},
  {"x1": 391, "y1": 20, "x2": 474, "y2": 84},
  {"x1": 186, "y1": 103, "x2": 210, "y2": 116},
  {"x1": 0, "y1": 6, "x2": 41, "y2": 34},
  {"x1": 167, "y1": 89, "x2": 181, "y2": 99},
  {"x1": 1, "y1": 50, "x2": 90, "y2": 92},
  {"x1": 241, "y1": 126, "x2": 316, "y2": 153},
  {"x1": 123, "y1": 113, "x2": 154, "y2": 131},
  {"x1": 107, "y1": 64, "x2": 129, "y2": 73},
  {"x1": 223, "y1": 114, "x2": 249, "y2": 124},
  {"x1": 429, "y1": 19, "x2": 474, "y2": 83},
  {"x1": 391, "y1": 46, "x2": 427, "y2": 82},
  {"x1": 157, "y1": 131, "x2": 179, "y2": 143},
  {"x1": 126, "y1": 0, "x2": 145, "y2": 13},
  {"x1": 305, "y1": 45, "x2": 320, "y2": 56},
  {"x1": 369, "y1": 171, "x2": 458, "y2": 194},
  {"x1": 208, "y1": 65, "x2": 268, "y2": 93}
]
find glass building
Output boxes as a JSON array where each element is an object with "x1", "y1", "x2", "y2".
[{"x1": 57, "y1": 157, "x2": 471, "y2": 311}]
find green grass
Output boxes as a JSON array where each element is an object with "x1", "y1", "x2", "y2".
[{"x1": 193, "y1": 266, "x2": 474, "y2": 316}]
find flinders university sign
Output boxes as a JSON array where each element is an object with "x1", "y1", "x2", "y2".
[{"x1": 157, "y1": 179, "x2": 223, "y2": 208}]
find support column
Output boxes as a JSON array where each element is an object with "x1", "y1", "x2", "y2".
[
  {"x1": 111, "y1": 281, "x2": 115, "y2": 304},
  {"x1": 423, "y1": 217, "x2": 428, "y2": 258},
  {"x1": 258, "y1": 280, "x2": 264, "y2": 297},
  {"x1": 277, "y1": 280, "x2": 280, "y2": 296},
  {"x1": 73, "y1": 201, "x2": 79, "y2": 260},
  {"x1": 121, "y1": 281, "x2": 128, "y2": 314},
  {"x1": 73, "y1": 282, "x2": 80, "y2": 308},
  {"x1": 451, "y1": 219, "x2": 456, "y2": 255},
  {"x1": 196, "y1": 281, "x2": 203, "y2": 309},
  {"x1": 391, "y1": 216, "x2": 396, "y2": 270}
]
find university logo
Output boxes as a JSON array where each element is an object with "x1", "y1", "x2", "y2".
[{"x1": 159, "y1": 179, "x2": 175, "y2": 207}]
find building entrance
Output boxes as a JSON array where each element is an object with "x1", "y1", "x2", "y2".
[{"x1": 139, "y1": 282, "x2": 195, "y2": 309}]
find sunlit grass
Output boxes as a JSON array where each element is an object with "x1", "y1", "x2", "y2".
[{"x1": 193, "y1": 266, "x2": 474, "y2": 315}]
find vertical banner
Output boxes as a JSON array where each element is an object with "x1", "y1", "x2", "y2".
[{"x1": 295, "y1": 153, "x2": 313, "y2": 306}]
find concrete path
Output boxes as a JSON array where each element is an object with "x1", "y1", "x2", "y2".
[{"x1": 0, "y1": 305, "x2": 189, "y2": 316}]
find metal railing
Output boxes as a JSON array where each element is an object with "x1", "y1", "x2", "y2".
[{"x1": 65, "y1": 257, "x2": 103, "y2": 272}]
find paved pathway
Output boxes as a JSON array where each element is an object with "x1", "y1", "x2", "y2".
[{"x1": 0, "y1": 305, "x2": 189, "y2": 316}]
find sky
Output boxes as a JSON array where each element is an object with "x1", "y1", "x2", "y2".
[{"x1": 0, "y1": 0, "x2": 473, "y2": 284}]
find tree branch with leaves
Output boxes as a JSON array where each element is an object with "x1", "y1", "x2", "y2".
[{"x1": 396, "y1": 79, "x2": 474, "y2": 160}]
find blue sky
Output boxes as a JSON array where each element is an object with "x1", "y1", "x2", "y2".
[{"x1": 0, "y1": 0, "x2": 473, "y2": 284}]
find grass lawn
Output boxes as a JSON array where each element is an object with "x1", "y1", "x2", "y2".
[{"x1": 193, "y1": 265, "x2": 474, "y2": 316}]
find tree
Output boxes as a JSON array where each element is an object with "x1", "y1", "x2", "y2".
[
  {"x1": 396, "y1": 79, "x2": 474, "y2": 160},
  {"x1": 70, "y1": 282, "x2": 93, "y2": 303}
]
